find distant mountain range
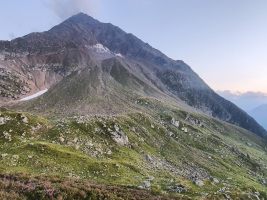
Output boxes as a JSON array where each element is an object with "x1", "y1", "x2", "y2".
[
  {"x1": 217, "y1": 90, "x2": 267, "y2": 111},
  {"x1": 249, "y1": 104, "x2": 267, "y2": 130},
  {"x1": 218, "y1": 90, "x2": 267, "y2": 129}
]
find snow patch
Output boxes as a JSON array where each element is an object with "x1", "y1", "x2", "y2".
[
  {"x1": 92, "y1": 43, "x2": 111, "y2": 54},
  {"x1": 20, "y1": 89, "x2": 48, "y2": 101},
  {"x1": 115, "y1": 53, "x2": 124, "y2": 58},
  {"x1": 87, "y1": 43, "x2": 124, "y2": 58}
]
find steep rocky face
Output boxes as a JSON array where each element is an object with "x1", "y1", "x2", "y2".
[
  {"x1": 157, "y1": 68, "x2": 266, "y2": 137},
  {"x1": 0, "y1": 13, "x2": 266, "y2": 137}
]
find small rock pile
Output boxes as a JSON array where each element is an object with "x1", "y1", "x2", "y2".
[{"x1": 109, "y1": 124, "x2": 129, "y2": 146}]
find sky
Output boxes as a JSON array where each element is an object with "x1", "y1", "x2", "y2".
[{"x1": 0, "y1": 0, "x2": 267, "y2": 93}]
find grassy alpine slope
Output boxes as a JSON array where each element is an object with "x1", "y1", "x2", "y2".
[{"x1": 1, "y1": 95, "x2": 267, "y2": 199}]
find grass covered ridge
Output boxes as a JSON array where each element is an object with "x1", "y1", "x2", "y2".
[{"x1": 0, "y1": 103, "x2": 267, "y2": 199}]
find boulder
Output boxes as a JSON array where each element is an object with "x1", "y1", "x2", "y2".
[
  {"x1": 59, "y1": 136, "x2": 65, "y2": 143},
  {"x1": 259, "y1": 178, "x2": 267, "y2": 185},
  {"x1": 21, "y1": 114, "x2": 29, "y2": 124},
  {"x1": 111, "y1": 131, "x2": 129, "y2": 146},
  {"x1": 3, "y1": 131, "x2": 12, "y2": 141},
  {"x1": 168, "y1": 132, "x2": 174, "y2": 137},
  {"x1": 0, "y1": 117, "x2": 6, "y2": 125},
  {"x1": 182, "y1": 127, "x2": 188, "y2": 133},
  {"x1": 139, "y1": 180, "x2": 151, "y2": 189},
  {"x1": 171, "y1": 118, "x2": 180, "y2": 128},
  {"x1": 12, "y1": 155, "x2": 19, "y2": 160},
  {"x1": 73, "y1": 137, "x2": 78, "y2": 143},
  {"x1": 211, "y1": 177, "x2": 220, "y2": 184},
  {"x1": 168, "y1": 184, "x2": 187, "y2": 193},
  {"x1": 1, "y1": 153, "x2": 8, "y2": 158},
  {"x1": 145, "y1": 154, "x2": 153, "y2": 163},
  {"x1": 143, "y1": 180, "x2": 151, "y2": 188},
  {"x1": 194, "y1": 179, "x2": 204, "y2": 187},
  {"x1": 114, "y1": 124, "x2": 120, "y2": 132},
  {"x1": 107, "y1": 150, "x2": 112, "y2": 155}
]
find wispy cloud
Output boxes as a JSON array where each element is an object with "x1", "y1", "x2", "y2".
[
  {"x1": 43, "y1": 0, "x2": 95, "y2": 20},
  {"x1": 218, "y1": 90, "x2": 267, "y2": 111},
  {"x1": 8, "y1": 33, "x2": 16, "y2": 40}
]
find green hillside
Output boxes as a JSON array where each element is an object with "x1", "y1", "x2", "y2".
[{"x1": 1, "y1": 96, "x2": 266, "y2": 199}]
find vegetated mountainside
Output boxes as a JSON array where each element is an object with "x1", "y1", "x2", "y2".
[
  {"x1": 0, "y1": 13, "x2": 266, "y2": 137},
  {"x1": 249, "y1": 104, "x2": 267, "y2": 130},
  {"x1": 1, "y1": 99, "x2": 267, "y2": 199}
]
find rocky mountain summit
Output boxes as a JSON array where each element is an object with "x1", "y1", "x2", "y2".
[{"x1": 0, "y1": 13, "x2": 267, "y2": 199}]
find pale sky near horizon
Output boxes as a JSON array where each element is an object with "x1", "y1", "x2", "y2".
[{"x1": 0, "y1": 0, "x2": 267, "y2": 93}]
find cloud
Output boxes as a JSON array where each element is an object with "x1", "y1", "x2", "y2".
[
  {"x1": 8, "y1": 33, "x2": 16, "y2": 40},
  {"x1": 43, "y1": 0, "x2": 95, "y2": 20},
  {"x1": 217, "y1": 90, "x2": 267, "y2": 111}
]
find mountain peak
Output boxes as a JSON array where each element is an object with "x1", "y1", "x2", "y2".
[
  {"x1": 64, "y1": 12, "x2": 100, "y2": 25},
  {"x1": 73, "y1": 12, "x2": 89, "y2": 17},
  {"x1": 1, "y1": 14, "x2": 266, "y2": 137}
]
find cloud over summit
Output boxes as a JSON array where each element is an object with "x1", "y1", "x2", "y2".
[{"x1": 44, "y1": 0, "x2": 94, "y2": 20}]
